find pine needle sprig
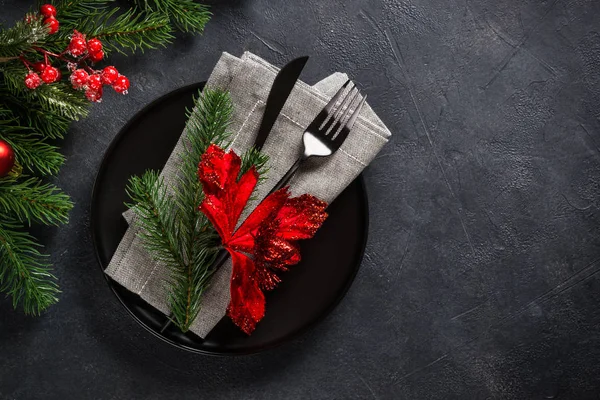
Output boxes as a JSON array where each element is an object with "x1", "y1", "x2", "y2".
[
  {"x1": 5, "y1": 98, "x2": 72, "y2": 140},
  {"x1": 126, "y1": 89, "x2": 268, "y2": 332},
  {"x1": 49, "y1": 0, "x2": 113, "y2": 20},
  {"x1": 6, "y1": 134, "x2": 65, "y2": 175},
  {"x1": 0, "y1": 0, "x2": 211, "y2": 316},
  {"x1": 0, "y1": 108, "x2": 64, "y2": 175},
  {"x1": 0, "y1": 176, "x2": 73, "y2": 226},
  {"x1": 0, "y1": 19, "x2": 48, "y2": 58},
  {"x1": 169, "y1": 89, "x2": 233, "y2": 330},
  {"x1": 126, "y1": 172, "x2": 184, "y2": 269},
  {"x1": 0, "y1": 217, "x2": 60, "y2": 315},
  {"x1": 134, "y1": 0, "x2": 211, "y2": 33},
  {"x1": 70, "y1": 8, "x2": 175, "y2": 55},
  {"x1": 1, "y1": 63, "x2": 89, "y2": 121}
]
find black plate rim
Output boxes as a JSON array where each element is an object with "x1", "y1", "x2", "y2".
[{"x1": 90, "y1": 82, "x2": 370, "y2": 356}]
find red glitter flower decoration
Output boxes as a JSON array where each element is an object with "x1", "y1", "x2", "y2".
[{"x1": 198, "y1": 144, "x2": 328, "y2": 334}]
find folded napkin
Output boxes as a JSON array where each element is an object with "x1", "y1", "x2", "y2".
[{"x1": 105, "y1": 52, "x2": 391, "y2": 338}]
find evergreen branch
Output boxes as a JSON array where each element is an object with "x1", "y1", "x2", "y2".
[
  {"x1": 134, "y1": 0, "x2": 211, "y2": 33},
  {"x1": 183, "y1": 88, "x2": 234, "y2": 151},
  {"x1": 68, "y1": 7, "x2": 174, "y2": 55},
  {"x1": 1, "y1": 92, "x2": 72, "y2": 139},
  {"x1": 0, "y1": 57, "x2": 20, "y2": 63},
  {"x1": 0, "y1": 176, "x2": 73, "y2": 226},
  {"x1": 4, "y1": 135, "x2": 65, "y2": 175},
  {"x1": 0, "y1": 0, "x2": 212, "y2": 317},
  {"x1": 32, "y1": 82, "x2": 90, "y2": 120},
  {"x1": 0, "y1": 19, "x2": 48, "y2": 57},
  {"x1": 16, "y1": 102, "x2": 72, "y2": 140},
  {"x1": 0, "y1": 217, "x2": 60, "y2": 315},
  {"x1": 127, "y1": 89, "x2": 269, "y2": 332},
  {"x1": 241, "y1": 147, "x2": 269, "y2": 182},
  {"x1": 1, "y1": 62, "x2": 89, "y2": 121},
  {"x1": 52, "y1": 0, "x2": 113, "y2": 19},
  {"x1": 169, "y1": 89, "x2": 234, "y2": 329},
  {"x1": 125, "y1": 172, "x2": 184, "y2": 270},
  {"x1": 0, "y1": 108, "x2": 64, "y2": 175}
]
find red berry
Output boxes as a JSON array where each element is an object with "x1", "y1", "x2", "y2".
[
  {"x1": 44, "y1": 16, "x2": 59, "y2": 34},
  {"x1": 88, "y1": 50, "x2": 104, "y2": 63},
  {"x1": 33, "y1": 62, "x2": 46, "y2": 72},
  {"x1": 70, "y1": 69, "x2": 89, "y2": 89},
  {"x1": 101, "y1": 66, "x2": 119, "y2": 85},
  {"x1": 112, "y1": 75, "x2": 130, "y2": 94},
  {"x1": 87, "y1": 38, "x2": 103, "y2": 54},
  {"x1": 40, "y1": 66, "x2": 59, "y2": 83},
  {"x1": 85, "y1": 87, "x2": 103, "y2": 103},
  {"x1": 40, "y1": 4, "x2": 57, "y2": 18},
  {"x1": 24, "y1": 72, "x2": 42, "y2": 89},
  {"x1": 87, "y1": 74, "x2": 102, "y2": 91},
  {"x1": 68, "y1": 36, "x2": 87, "y2": 57}
]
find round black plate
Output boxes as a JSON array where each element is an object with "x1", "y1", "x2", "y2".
[{"x1": 91, "y1": 82, "x2": 369, "y2": 355}]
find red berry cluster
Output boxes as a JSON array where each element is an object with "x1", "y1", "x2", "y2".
[
  {"x1": 40, "y1": 4, "x2": 59, "y2": 34},
  {"x1": 69, "y1": 65, "x2": 130, "y2": 102},
  {"x1": 21, "y1": 5, "x2": 130, "y2": 103},
  {"x1": 24, "y1": 61, "x2": 60, "y2": 89},
  {"x1": 67, "y1": 30, "x2": 104, "y2": 63}
]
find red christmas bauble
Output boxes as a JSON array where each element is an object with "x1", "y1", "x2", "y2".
[{"x1": 0, "y1": 139, "x2": 16, "y2": 178}]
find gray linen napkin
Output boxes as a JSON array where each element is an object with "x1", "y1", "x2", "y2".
[{"x1": 105, "y1": 52, "x2": 391, "y2": 338}]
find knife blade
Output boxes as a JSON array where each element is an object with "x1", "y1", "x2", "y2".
[{"x1": 253, "y1": 56, "x2": 309, "y2": 151}]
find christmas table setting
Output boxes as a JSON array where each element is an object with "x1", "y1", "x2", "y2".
[{"x1": 3, "y1": 0, "x2": 600, "y2": 399}]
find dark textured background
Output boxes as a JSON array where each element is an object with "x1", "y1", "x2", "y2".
[{"x1": 2, "y1": 0, "x2": 600, "y2": 399}]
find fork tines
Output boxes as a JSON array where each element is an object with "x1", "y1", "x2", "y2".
[{"x1": 319, "y1": 80, "x2": 367, "y2": 140}]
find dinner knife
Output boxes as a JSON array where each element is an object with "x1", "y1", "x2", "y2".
[{"x1": 253, "y1": 56, "x2": 309, "y2": 151}]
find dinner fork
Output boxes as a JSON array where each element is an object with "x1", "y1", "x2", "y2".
[{"x1": 268, "y1": 80, "x2": 367, "y2": 194}]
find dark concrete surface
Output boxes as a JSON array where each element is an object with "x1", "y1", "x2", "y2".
[{"x1": 2, "y1": 0, "x2": 600, "y2": 399}]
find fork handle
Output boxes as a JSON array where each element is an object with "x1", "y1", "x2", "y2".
[{"x1": 269, "y1": 157, "x2": 304, "y2": 195}]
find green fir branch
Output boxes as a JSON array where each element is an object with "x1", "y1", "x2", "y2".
[
  {"x1": 0, "y1": 0, "x2": 211, "y2": 316},
  {"x1": 0, "y1": 108, "x2": 64, "y2": 175},
  {"x1": 0, "y1": 176, "x2": 73, "y2": 226},
  {"x1": 0, "y1": 217, "x2": 60, "y2": 315},
  {"x1": 135, "y1": 0, "x2": 211, "y2": 33},
  {"x1": 69, "y1": 7, "x2": 174, "y2": 55},
  {"x1": 11, "y1": 100, "x2": 72, "y2": 140},
  {"x1": 169, "y1": 89, "x2": 233, "y2": 329},
  {"x1": 1, "y1": 63, "x2": 89, "y2": 122},
  {"x1": 126, "y1": 172, "x2": 185, "y2": 269},
  {"x1": 127, "y1": 89, "x2": 268, "y2": 332},
  {"x1": 51, "y1": 0, "x2": 113, "y2": 19},
  {"x1": 0, "y1": 19, "x2": 48, "y2": 57},
  {"x1": 4, "y1": 134, "x2": 65, "y2": 175}
]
